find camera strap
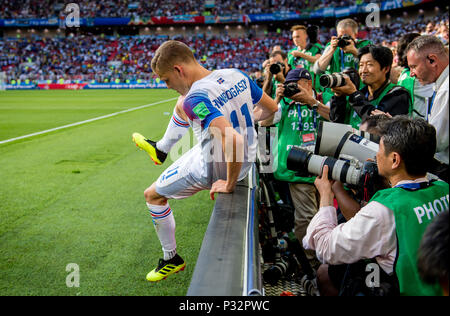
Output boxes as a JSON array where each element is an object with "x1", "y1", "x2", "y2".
[{"x1": 394, "y1": 181, "x2": 432, "y2": 191}]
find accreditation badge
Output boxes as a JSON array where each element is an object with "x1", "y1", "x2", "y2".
[{"x1": 302, "y1": 133, "x2": 315, "y2": 144}]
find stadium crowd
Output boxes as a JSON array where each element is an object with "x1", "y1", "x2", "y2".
[
  {"x1": 0, "y1": 0, "x2": 375, "y2": 19},
  {"x1": 0, "y1": 12, "x2": 448, "y2": 84}
]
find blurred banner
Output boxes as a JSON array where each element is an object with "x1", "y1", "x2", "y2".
[{"x1": 0, "y1": 0, "x2": 434, "y2": 27}]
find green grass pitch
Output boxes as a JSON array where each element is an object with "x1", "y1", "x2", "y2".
[{"x1": 0, "y1": 89, "x2": 214, "y2": 296}]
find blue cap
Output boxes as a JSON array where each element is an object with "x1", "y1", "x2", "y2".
[{"x1": 285, "y1": 67, "x2": 312, "y2": 83}]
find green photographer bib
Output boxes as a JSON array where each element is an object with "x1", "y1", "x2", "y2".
[
  {"x1": 288, "y1": 43, "x2": 324, "y2": 93},
  {"x1": 370, "y1": 181, "x2": 449, "y2": 296},
  {"x1": 273, "y1": 98, "x2": 324, "y2": 183},
  {"x1": 396, "y1": 68, "x2": 415, "y2": 114}
]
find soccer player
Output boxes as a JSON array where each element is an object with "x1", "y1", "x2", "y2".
[{"x1": 133, "y1": 40, "x2": 277, "y2": 282}]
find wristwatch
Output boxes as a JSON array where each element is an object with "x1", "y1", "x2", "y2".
[{"x1": 309, "y1": 102, "x2": 319, "y2": 110}]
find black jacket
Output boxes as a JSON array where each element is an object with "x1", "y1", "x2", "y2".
[{"x1": 330, "y1": 81, "x2": 411, "y2": 123}]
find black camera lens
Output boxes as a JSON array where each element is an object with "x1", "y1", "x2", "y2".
[
  {"x1": 283, "y1": 82, "x2": 300, "y2": 98},
  {"x1": 337, "y1": 35, "x2": 353, "y2": 48},
  {"x1": 269, "y1": 62, "x2": 283, "y2": 75},
  {"x1": 338, "y1": 38, "x2": 350, "y2": 48}
]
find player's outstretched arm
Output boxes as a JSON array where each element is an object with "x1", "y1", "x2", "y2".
[
  {"x1": 253, "y1": 92, "x2": 278, "y2": 122},
  {"x1": 208, "y1": 116, "x2": 244, "y2": 200}
]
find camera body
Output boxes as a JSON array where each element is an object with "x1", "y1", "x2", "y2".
[
  {"x1": 319, "y1": 67, "x2": 360, "y2": 89},
  {"x1": 283, "y1": 82, "x2": 301, "y2": 98},
  {"x1": 269, "y1": 62, "x2": 285, "y2": 75},
  {"x1": 337, "y1": 35, "x2": 353, "y2": 48}
]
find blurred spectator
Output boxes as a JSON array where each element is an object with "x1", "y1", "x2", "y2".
[{"x1": 417, "y1": 210, "x2": 449, "y2": 296}]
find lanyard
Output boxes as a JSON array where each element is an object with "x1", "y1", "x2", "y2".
[
  {"x1": 426, "y1": 91, "x2": 436, "y2": 122},
  {"x1": 394, "y1": 182, "x2": 430, "y2": 191},
  {"x1": 297, "y1": 104, "x2": 317, "y2": 131},
  {"x1": 340, "y1": 49, "x2": 345, "y2": 70}
]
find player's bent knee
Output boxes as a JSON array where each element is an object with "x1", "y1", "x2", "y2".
[{"x1": 144, "y1": 183, "x2": 167, "y2": 205}]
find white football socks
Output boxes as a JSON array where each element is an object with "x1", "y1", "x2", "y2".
[
  {"x1": 147, "y1": 202, "x2": 177, "y2": 261},
  {"x1": 156, "y1": 107, "x2": 189, "y2": 154}
]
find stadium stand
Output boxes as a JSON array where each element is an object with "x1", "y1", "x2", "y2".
[{"x1": 1, "y1": 2, "x2": 447, "y2": 86}]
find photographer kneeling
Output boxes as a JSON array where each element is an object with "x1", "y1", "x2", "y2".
[
  {"x1": 329, "y1": 45, "x2": 411, "y2": 128},
  {"x1": 260, "y1": 68, "x2": 330, "y2": 268},
  {"x1": 303, "y1": 116, "x2": 449, "y2": 296}
]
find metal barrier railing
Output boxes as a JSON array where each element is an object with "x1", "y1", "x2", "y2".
[{"x1": 187, "y1": 166, "x2": 262, "y2": 296}]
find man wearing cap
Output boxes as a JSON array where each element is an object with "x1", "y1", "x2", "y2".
[{"x1": 261, "y1": 68, "x2": 330, "y2": 268}]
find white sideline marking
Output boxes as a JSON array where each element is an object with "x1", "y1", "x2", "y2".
[{"x1": 0, "y1": 97, "x2": 178, "y2": 145}]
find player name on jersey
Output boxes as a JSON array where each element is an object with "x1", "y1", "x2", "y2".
[{"x1": 212, "y1": 79, "x2": 248, "y2": 109}]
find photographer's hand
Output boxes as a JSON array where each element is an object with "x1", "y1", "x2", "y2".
[
  {"x1": 290, "y1": 88, "x2": 315, "y2": 106},
  {"x1": 274, "y1": 71, "x2": 286, "y2": 84},
  {"x1": 314, "y1": 165, "x2": 335, "y2": 207},
  {"x1": 342, "y1": 39, "x2": 358, "y2": 57},
  {"x1": 330, "y1": 36, "x2": 339, "y2": 50},
  {"x1": 275, "y1": 83, "x2": 285, "y2": 104},
  {"x1": 331, "y1": 75, "x2": 357, "y2": 97},
  {"x1": 291, "y1": 50, "x2": 304, "y2": 58},
  {"x1": 371, "y1": 109, "x2": 392, "y2": 118}
]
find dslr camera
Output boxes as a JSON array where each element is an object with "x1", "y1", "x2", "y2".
[
  {"x1": 269, "y1": 62, "x2": 286, "y2": 75},
  {"x1": 337, "y1": 35, "x2": 353, "y2": 48},
  {"x1": 319, "y1": 67, "x2": 360, "y2": 89},
  {"x1": 283, "y1": 82, "x2": 301, "y2": 98}
]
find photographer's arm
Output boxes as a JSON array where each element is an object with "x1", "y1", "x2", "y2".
[
  {"x1": 290, "y1": 88, "x2": 330, "y2": 121},
  {"x1": 303, "y1": 166, "x2": 396, "y2": 265},
  {"x1": 329, "y1": 95, "x2": 348, "y2": 123},
  {"x1": 332, "y1": 181, "x2": 361, "y2": 221},
  {"x1": 315, "y1": 38, "x2": 338, "y2": 72},
  {"x1": 292, "y1": 50, "x2": 322, "y2": 64}
]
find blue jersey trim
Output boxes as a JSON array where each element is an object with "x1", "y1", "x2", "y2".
[
  {"x1": 237, "y1": 69, "x2": 263, "y2": 105},
  {"x1": 183, "y1": 91, "x2": 223, "y2": 129}
]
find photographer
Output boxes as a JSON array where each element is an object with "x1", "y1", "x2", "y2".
[
  {"x1": 260, "y1": 68, "x2": 329, "y2": 267},
  {"x1": 288, "y1": 25, "x2": 323, "y2": 93},
  {"x1": 406, "y1": 35, "x2": 448, "y2": 182},
  {"x1": 313, "y1": 18, "x2": 372, "y2": 105},
  {"x1": 263, "y1": 50, "x2": 290, "y2": 99},
  {"x1": 329, "y1": 45, "x2": 411, "y2": 128},
  {"x1": 303, "y1": 116, "x2": 449, "y2": 296},
  {"x1": 396, "y1": 33, "x2": 435, "y2": 119}
]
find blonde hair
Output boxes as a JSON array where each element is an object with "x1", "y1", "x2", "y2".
[
  {"x1": 337, "y1": 18, "x2": 358, "y2": 34},
  {"x1": 151, "y1": 40, "x2": 196, "y2": 74},
  {"x1": 291, "y1": 25, "x2": 307, "y2": 32}
]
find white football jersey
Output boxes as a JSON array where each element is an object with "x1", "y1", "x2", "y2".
[{"x1": 182, "y1": 68, "x2": 263, "y2": 182}]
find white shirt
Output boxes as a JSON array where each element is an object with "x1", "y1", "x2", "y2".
[
  {"x1": 302, "y1": 178, "x2": 429, "y2": 274},
  {"x1": 429, "y1": 65, "x2": 449, "y2": 165}
]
